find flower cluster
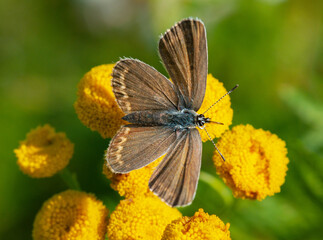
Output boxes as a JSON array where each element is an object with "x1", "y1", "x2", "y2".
[
  {"x1": 33, "y1": 190, "x2": 108, "y2": 240},
  {"x1": 14, "y1": 61, "x2": 289, "y2": 240},
  {"x1": 14, "y1": 124, "x2": 74, "y2": 178},
  {"x1": 213, "y1": 124, "x2": 289, "y2": 200}
]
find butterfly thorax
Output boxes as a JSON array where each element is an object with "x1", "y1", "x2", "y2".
[{"x1": 122, "y1": 109, "x2": 209, "y2": 129}]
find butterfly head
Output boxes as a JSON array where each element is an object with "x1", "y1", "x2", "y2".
[
  {"x1": 196, "y1": 84, "x2": 239, "y2": 130},
  {"x1": 196, "y1": 114, "x2": 223, "y2": 129},
  {"x1": 196, "y1": 114, "x2": 209, "y2": 128}
]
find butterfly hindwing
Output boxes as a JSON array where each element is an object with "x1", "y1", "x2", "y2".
[
  {"x1": 112, "y1": 58, "x2": 179, "y2": 114},
  {"x1": 106, "y1": 125, "x2": 177, "y2": 173},
  {"x1": 149, "y1": 128, "x2": 202, "y2": 207},
  {"x1": 159, "y1": 18, "x2": 208, "y2": 111}
]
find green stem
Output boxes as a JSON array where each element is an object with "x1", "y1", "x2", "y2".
[
  {"x1": 199, "y1": 171, "x2": 234, "y2": 206},
  {"x1": 59, "y1": 168, "x2": 81, "y2": 190}
]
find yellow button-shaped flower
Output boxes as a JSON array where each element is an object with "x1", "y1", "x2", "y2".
[
  {"x1": 74, "y1": 64, "x2": 126, "y2": 138},
  {"x1": 213, "y1": 124, "x2": 289, "y2": 200},
  {"x1": 107, "y1": 196, "x2": 182, "y2": 240},
  {"x1": 162, "y1": 208, "x2": 231, "y2": 240},
  {"x1": 33, "y1": 190, "x2": 108, "y2": 240},
  {"x1": 14, "y1": 124, "x2": 74, "y2": 178}
]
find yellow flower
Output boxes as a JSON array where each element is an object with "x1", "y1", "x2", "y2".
[
  {"x1": 33, "y1": 190, "x2": 108, "y2": 240},
  {"x1": 14, "y1": 124, "x2": 74, "y2": 178},
  {"x1": 198, "y1": 74, "x2": 234, "y2": 142},
  {"x1": 74, "y1": 64, "x2": 126, "y2": 138},
  {"x1": 107, "y1": 196, "x2": 182, "y2": 240},
  {"x1": 162, "y1": 208, "x2": 231, "y2": 240},
  {"x1": 213, "y1": 124, "x2": 289, "y2": 200},
  {"x1": 103, "y1": 156, "x2": 163, "y2": 198}
]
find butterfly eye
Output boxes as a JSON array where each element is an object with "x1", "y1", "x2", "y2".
[{"x1": 196, "y1": 114, "x2": 205, "y2": 121}]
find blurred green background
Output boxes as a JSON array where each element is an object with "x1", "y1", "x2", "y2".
[{"x1": 1, "y1": 0, "x2": 323, "y2": 239}]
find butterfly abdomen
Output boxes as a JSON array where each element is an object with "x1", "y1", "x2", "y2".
[{"x1": 122, "y1": 110, "x2": 197, "y2": 128}]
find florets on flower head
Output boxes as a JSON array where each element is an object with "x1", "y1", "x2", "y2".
[
  {"x1": 107, "y1": 196, "x2": 182, "y2": 240},
  {"x1": 162, "y1": 208, "x2": 231, "y2": 240},
  {"x1": 33, "y1": 190, "x2": 108, "y2": 240},
  {"x1": 213, "y1": 124, "x2": 289, "y2": 200},
  {"x1": 14, "y1": 124, "x2": 74, "y2": 178},
  {"x1": 74, "y1": 64, "x2": 126, "y2": 138},
  {"x1": 103, "y1": 156, "x2": 164, "y2": 198}
]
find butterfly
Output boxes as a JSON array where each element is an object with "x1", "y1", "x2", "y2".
[{"x1": 106, "y1": 18, "x2": 236, "y2": 207}]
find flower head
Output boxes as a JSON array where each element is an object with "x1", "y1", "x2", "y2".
[
  {"x1": 103, "y1": 156, "x2": 163, "y2": 198},
  {"x1": 107, "y1": 196, "x2": 182, "y2": 240},
  {"x1": 162, "y1": 208, "x2": 231, "y2": 240},
  {"x1": 74, "y1": 64, "x2": 126, "y2": 138},
  {"x1": 14, "y1": 124, "x2": 74, "y2": 178},
  {"x1": 213, "y1": 124, "x2": 289, "y2": 200},
  {"x1": 33, "y1": 190, "x2": 108, "y2": 240},
  {"x1": 198, "y1": 74, "x2": 234, "y2": 142}
]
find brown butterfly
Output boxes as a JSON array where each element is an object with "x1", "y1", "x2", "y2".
[{"x1": 105, "y1": 18, "x2": 237, "y2": 207}]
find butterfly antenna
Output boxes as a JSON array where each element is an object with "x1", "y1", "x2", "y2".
[
  {"x1": 203, "y1": 84, "x2": 239, "y2": 115},
  {"x1": 203, "y1": 127, "x2": 226, "y2": 161},
  {"x1": 208, "y1": 121, "x2": 224, "y2": 125}
]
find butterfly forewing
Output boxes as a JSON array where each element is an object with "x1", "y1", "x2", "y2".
[
  {"x1": 149, "y1": 128, "x2": 202, "y2": 207},
  {"x1": 106, "y1": 125, "x2": 177, "y2": 173},
  {"x1": 159, "y1": 18, "x2": 208, "y2": 111},
  {"x1": 112, "y1": 59, "x2": 179, "y2": 114}
]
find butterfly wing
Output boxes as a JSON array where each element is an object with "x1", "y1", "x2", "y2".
[
  {"x1": 106, "y1": 125, "x2": 177, "y2": 173},
  {"x1": 159, "y1": 18, "x2": 208, "y2": 111},
  {"x1": 112, "y1": 58, "x2": 179, "y2": 114},
  {"x1": 149, "y1": 128, "x2": 202, "y2": 207}
]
